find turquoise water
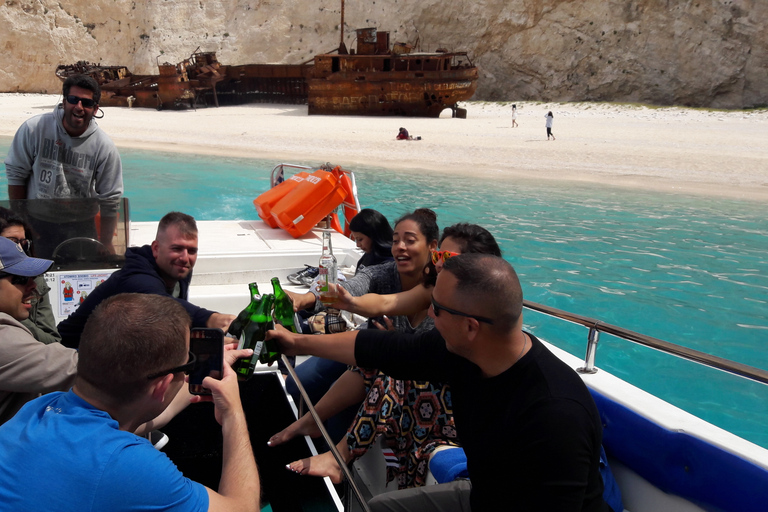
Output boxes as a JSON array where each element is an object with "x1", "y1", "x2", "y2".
[{"x1": 2, "y1": 138, "x2": 767, "y2": 448}]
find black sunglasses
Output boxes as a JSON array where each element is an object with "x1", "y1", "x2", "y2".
[
  {"x1": 0, "y1": 272, "x2": 35, "y2": 286},
  {"x1": 6, "y1": 237, "x2": 32, "y2": 254},
  {"x1": 431, "y1": 297, "x2": 494, "y2": 325},
  {"x1": 66, "y1": 95, "x2": 97, "y2": 108},
  {"x1": 146, "y1": 351, "x2": 197, "y2": 380}
]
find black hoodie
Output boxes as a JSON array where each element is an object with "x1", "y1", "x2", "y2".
[{"x1": 58, "y1": 245, "x2": 214, "y2": 348}]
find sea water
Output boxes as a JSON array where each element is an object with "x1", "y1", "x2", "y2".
[{"x1": 2, "y1": 138, "x2": 767, "y2": 448}]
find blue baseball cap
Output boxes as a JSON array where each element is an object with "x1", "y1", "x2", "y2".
[{"x1": 0, "y1": 237, "x2": 53, "y2": 277}]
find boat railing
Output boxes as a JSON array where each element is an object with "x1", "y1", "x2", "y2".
[
  {"x1": 282, "y1": 355, "x2": 372, "y2": 512},
  {"x1": 522, "y1": 300, "x2": 768, "y2": 386},
  {"x1": 269, "y1": 163, "x2": 313, "y2": 188}
]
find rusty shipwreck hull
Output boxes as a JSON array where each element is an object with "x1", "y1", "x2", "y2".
[
  {"x1": 56, "y1": 28, "x2": 478, "y2": 116},
  {"x1": 57, "y1": 55, "x2": 311, "y2": 110},
  {"x1": 307, "y1": 28, "x2": 478, "y2": 117},
  {"x1": 308, "y1": 62, "x2": 478, "y2": 117}
]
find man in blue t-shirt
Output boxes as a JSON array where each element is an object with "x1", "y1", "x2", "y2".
[{"x1": 0, "y1": 293, "x2": 260, "y2": 512}]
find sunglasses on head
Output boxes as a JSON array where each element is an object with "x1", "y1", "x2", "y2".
[
  {"x1": 431, "y1": 250, "x2": 460, "y2": 265},
  {"x1": 6, "y1": 237, "x2": 32, "y2": 254},
  {"x1": 146, "y1": 351, "x2": 197, "y2": 380},
  {"x1": 66, "y1": 95, "x2": 97, "y2": 108},
  {"x1": 0, "y1": 272, "x2": 35, "y2": 286},
  {"x1": 431, "y1": 297, "x2": 494, "y2": 325}
]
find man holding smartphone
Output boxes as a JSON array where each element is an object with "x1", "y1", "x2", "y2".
[
  {"x1": 0, "y1": 293, "x2": 260, "y2": 512},
  {"x1": 58, "y1": 211, "x2": 236, "y2": 348}
]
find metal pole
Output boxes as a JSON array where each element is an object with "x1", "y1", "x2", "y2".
[
  {"x1": 281, "y1": 354, "x2": 371, "y2": 512},
  {"x1": 578, "y1": 324, "x2": 600, "y2": 374}
]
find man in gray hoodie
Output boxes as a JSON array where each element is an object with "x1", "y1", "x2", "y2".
[{"x1": 4, "y1": 74, "x2": 123, "y2": 257}]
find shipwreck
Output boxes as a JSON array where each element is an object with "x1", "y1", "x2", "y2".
[{"x1": 55, "y1": 27, "x2": 478, "y2": 118}]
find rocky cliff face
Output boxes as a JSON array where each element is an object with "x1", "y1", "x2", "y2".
[{"x1": 1, "y1": 0, "x2": 765, "y2": 108}]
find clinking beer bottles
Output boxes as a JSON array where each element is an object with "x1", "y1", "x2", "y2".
[
  {"x1": 235, "y1": 294, "x2": 274, "y2": 380},
  {"x1": 228, "y1": 282, "x2": 261, "y2": 339},
  {"x1": 271, "y1": 277, "x2": 298, "y2": 333},
  {"x1": 269, "y1": 277, "x2": 298, "y2": 367},
  {"x1": 318, "y1": 230, "x2": 338, "y2": 306}
]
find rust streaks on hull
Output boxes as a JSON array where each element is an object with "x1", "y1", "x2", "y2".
[{"x1": 55, "y1": 27, "x2": 478, "y2": 117}]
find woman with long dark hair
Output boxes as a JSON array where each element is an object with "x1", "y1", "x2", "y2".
[{"x1": 348, "y1": 208, "x2": 394, "y2": 272}]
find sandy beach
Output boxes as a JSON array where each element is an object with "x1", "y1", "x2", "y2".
[{"x1": 2, "y1": 93, "x2": 767, "y2": 201}]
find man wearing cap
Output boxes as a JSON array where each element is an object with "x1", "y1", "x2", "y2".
[
  {"x1": 4, "y1": 74, "x2": 123, "y2": 257},
  {"x1": 0, "y1": 237, "x2": 78, "y2": 425}
]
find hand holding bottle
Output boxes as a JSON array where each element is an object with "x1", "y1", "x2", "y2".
[
  {"x1": 207, "y1": 312, "x2": 237, "y2": 331},
  {"x1": 328, "y1": 284, "x2": 355, "y2": 311},
  {"x1": 286, "y1": 289, "x2": 316, "y2": 312},
  {"x1": 265, "y1": 324, "x2": 301, "y2": 357},
  {"x1": 318, "y1": 230, "x2": 338, "y2": 306}
]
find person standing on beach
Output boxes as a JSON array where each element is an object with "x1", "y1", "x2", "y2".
[
  {"x1": 4, "y1": 74, "x2": 123, "y2": 257},
  {"x1": 545, "y1": 111, "x2": 556, "y2": 140},
  {"x1": 511, "y1": 104, "x2": 518, "y2": 127}
]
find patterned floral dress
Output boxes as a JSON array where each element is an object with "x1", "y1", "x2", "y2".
[{"x1": 346, "y1": 367, "x2": 460, "y2": 488}]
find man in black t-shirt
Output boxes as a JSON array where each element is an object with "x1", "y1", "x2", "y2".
[{"x1": 269, "y1": 254, "x2": 610, "y2": 512}]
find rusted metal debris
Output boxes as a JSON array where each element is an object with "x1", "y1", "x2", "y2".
[{"x1": 56, "y1": 28, "x2": 478, "y2": 117}]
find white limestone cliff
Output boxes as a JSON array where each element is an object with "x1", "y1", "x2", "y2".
[{"x1": 1, "y1": 0, "x2": 765, "y2": 108}]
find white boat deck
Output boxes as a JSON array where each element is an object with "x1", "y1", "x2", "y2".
[
  {"x1": 43, "y1": 219, "x2": 768, "y2": 512},
  {"x1": 130, "y1": 220, "x2": 361, "y2": 315}
]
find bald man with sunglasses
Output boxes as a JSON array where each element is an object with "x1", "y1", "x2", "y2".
[
  {"x1": 4, "y1": 74, "x2": 123, "y2": 257},
  {"x1": 268, "y1": 254, "x2": 610, "y2": 512}
]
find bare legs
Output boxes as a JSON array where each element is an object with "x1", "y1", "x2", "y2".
[
  {"x1": 285, "y1": 437, "x2": 353, "y2": 484},
  {"x1": 268, "y1": 370, "x2": 366, "y2": 446}
]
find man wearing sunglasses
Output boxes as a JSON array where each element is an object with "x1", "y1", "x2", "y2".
[
  {"x1": 0, "y1": 293, "x2": 260, "y2": 512},
  {"x1": 0, "y1": 236, "x2": 78, "y2": 425},
  {"x1": 4, "y1": 73, "x2": 123, "y2": 257},
  {"x1": 268, "y1": 254, "x2": 610, "y2": 512}
]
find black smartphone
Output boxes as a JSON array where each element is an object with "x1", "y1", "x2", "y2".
[{"x1": 189, "y1": 328, "x2": 224, "y2": 396}]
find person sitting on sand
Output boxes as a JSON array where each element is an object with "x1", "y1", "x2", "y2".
[{"x1": 396, "y1": 127, "x2": 412, "y2": 140}]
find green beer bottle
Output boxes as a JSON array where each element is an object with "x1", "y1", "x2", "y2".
[
  {"x1": 265, "y1": 277, "x2": 298, "y2": 365},
  {"x1": 227, "y1": 282, "x2": 261, "y2": 339},
  {"x1": 271, "y1": 277, "x2": 298, "y2": 333},
  {"x1": 235, "y1": 294, "x2": 274, "y2": 380}
]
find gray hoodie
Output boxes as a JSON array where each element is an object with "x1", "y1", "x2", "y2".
[
  {"x1": 0, "y1": 313, "x2": 78, "y2": 426},
  {"x1": 4, "y1": 105, "x2": 123, "y2": 222}
]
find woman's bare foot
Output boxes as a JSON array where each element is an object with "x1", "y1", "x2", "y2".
[
  {"x1": 285, "y1": 451, "x2": 344, "y2": 484},
  {"x1": 267, "y1": 413, "x2": 321, "y2": 447}
]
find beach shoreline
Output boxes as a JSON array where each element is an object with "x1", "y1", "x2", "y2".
[{"x1": 2, "y1": 93, "x2": 767, "y2": 202}]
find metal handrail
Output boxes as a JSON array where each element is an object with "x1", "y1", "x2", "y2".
[
  {"x1": 269, "y1": 163, "x2": 313, "y2": 188},
  {"x1": 522, "y1": 300, "x2": 768, "y2": 386},
  {"x1": 280, "y1": 354, "x2": 371, "y2": 512}
]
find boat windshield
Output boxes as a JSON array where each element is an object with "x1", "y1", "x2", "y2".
[{"x1": 1, "y1": 198, "x2": 129, "y2": 271}]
